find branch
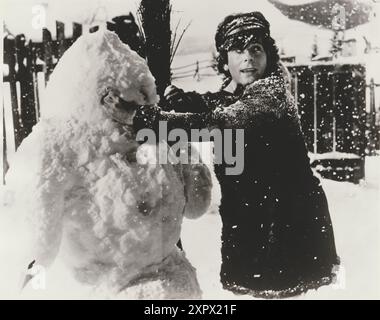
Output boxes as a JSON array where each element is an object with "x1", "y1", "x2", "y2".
[
  {"x1": 170, "y1": 18, "x2": 182, "y2": 57},
  {"x1": 170, "y1": 20, "x2": 192, "y2": 65}
]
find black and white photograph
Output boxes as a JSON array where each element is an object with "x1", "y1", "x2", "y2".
[{"x1": 0, "y1": 0, "x2": 379, "y2": 302}]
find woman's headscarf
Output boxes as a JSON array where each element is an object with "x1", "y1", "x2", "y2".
[{"x1": 215, "y1": 12, "x2": 271, "y2": 53}]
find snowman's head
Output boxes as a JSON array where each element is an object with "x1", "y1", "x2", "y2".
[{"x1": 41, "y1": 29, "x2": 159, "y2": 123}]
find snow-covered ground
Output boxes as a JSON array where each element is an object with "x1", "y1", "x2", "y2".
[
  {"x1": 1, "y1": 156, "x2": 378, "y2": 299},
  {"x1": 182, "y1": 156, "x2": 380, "y2": 300}
]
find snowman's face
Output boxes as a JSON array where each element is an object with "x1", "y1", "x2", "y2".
[{"x1": 101, "y1": 88, "x2": 137, "y2": 125}]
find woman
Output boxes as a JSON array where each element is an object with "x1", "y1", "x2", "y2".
[{"x1": 104, "y1": 12, "x2": 340, "y2": 298}]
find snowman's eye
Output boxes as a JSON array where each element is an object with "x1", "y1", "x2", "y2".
[{"x1": 137, "y1": 200, "x2": 152, "y2": 216}]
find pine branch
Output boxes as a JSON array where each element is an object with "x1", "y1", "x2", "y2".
[
  {"x1": 170, "y1": 18, "x2": 182, "y2": 58},
  {"x1": 170, "y1": 20, "x2": 192, "y2": 65}
]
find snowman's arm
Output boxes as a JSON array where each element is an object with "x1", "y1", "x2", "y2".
[
  {"x1": 6, "y1": 129, "x2": 69, "y2": 272},
  {"x1": 182, "y1": 145, "x2": 213, "y2": 219},
  {"x1": 20, "y1": 184, "x2": 65, "y2": 290},
  {"x1": 28, "y1": 176, "x2": 66, "y2": 269}
]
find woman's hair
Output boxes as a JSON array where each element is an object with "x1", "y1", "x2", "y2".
[{"x1": 214, "y1": 12, "x2": 281, "y2": 87}]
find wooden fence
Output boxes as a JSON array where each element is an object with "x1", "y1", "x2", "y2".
[
  {"x1": 2, "y1": 14, "x2": 143, "y2": 160},
  {"x1": 2, "y1": 21, "x2": 83, "y2": 184},
  {"x1": 171, "y1": 59, "x2": 217, "y2": 80},
  {"x1": 3, "y1": 22, "x2": 83, "y2": 148}
]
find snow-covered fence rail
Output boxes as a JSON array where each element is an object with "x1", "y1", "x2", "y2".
[{"x1": 171, "y1": 59, "x2": 216, "y2": 81}]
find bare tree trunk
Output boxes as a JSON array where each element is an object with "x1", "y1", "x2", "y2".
[{"x1": 139, "y1": 0, "x2": 171, "y2": 99}]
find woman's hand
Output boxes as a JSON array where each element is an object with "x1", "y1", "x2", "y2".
[
  {"x1": 164, "y1": 85, "x2": 185, "y2": 102},
  {"x1": 101, "y1": 87, "x2": 138, "y2": 125},
  {"x1": 164, "y1": 85, "x2": 195, "y2": 110}
]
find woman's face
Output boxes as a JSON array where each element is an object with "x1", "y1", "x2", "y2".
[{"x1": 227, "y1": 42, "x2": 267, "y2": 86}]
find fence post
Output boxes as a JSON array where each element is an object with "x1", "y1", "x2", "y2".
[
  {"x1": 72, "y1": 23, "x2": 83, "y2": 41},
  {"x1": 331, "y1": 73, "x2": 337, "y2": 152},
  {"x1": 30, "y1": 40, "x2": 41, "y2": 120},
  {"x1": 193, "y1": 60, "x2": 200, "y2": 81},
  {"x1": 313, "y1": 72, "x2": 318, "y2": 154},
  {"x1": 42, "y1": 28, "x2": 54, "y2": 84},
  {"x1": 15, "y1": 34, "x2": 37, "y2": 142},
  {"x1": 56, "y1": 21, "x2": 66, "y2": 59},
  {"x1": 367, "y1": 78, "x2": 378, "y2": 155},
  {"x1": 4, "y1": 36, "x2": 22, "y2": 149}
]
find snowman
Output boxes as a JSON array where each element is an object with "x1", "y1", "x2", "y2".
[{"x1": 5, "y1": 30, "x2": 213, "y2": 299}]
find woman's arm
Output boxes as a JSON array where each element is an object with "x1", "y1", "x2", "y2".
[
  {"x1": 106, "y1": 74, "x2": 293, "y2": 137},
  {"x1": 163, "y1": 85, "x2": 212, "y2": 113},
  {"x1": 134, "y1": 89, "x2": 285, "y2": 135}
]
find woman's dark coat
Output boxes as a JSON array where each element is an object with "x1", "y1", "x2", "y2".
[{"x1": 133, "y1": 74, "x2": 340, "y2": 298}]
